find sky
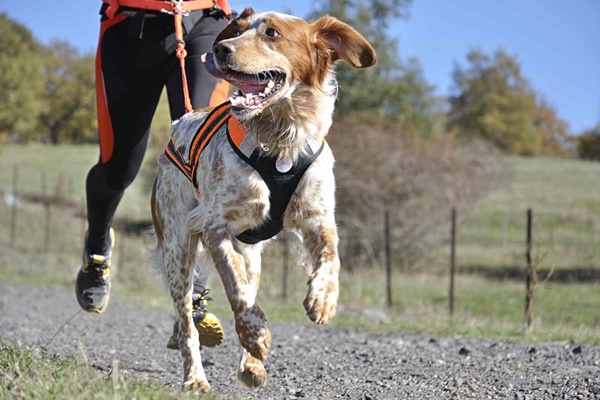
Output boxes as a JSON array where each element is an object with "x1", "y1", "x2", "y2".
[{"x1": 1, "y1": 0, "x2": 598, "y2": 133}]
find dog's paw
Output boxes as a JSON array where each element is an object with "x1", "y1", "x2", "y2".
[
  {"x1": 182, "y1": 379, "x2": 211, "y2": 393},
  {"x1": 304, "y1": 274, "x2": 339, "y2": 324},
  {"x1": 235, "y1": 305, "x2": 271, "y2": 360},
  {"x1": 238, "y1": 353, "x2": 267, "y2": 390}
]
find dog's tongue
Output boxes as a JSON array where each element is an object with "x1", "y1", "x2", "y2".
[
  {"x1": 202, "y1": 53, "x2": 269, "y2": 95},
  {"x1": 202, "y1": 53, "x2": 227, "y2": 79}
]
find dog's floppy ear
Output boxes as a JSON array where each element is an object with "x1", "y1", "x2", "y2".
[
  {"x1": 310, "y1": 16, "x2": 376, "y2": 69},
  {"x1": 215, "y1": 8, "x2": 255, "y2": 43}
]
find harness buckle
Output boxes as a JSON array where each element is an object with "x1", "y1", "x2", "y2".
[{"x1": 171, "y1": 0, "x2": 190, "y2": 16}]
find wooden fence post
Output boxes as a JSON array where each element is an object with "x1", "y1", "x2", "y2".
[
  {"x1": 385, "y1": 210, "x2": 392, "y2": 309},
  {"x1": 282, "y1": 232, "x2": 289, "y2": 301},
  {"x1": 449, "y1": 207, "x2": 457, "y2": 316},
  {"x1": 9, "y1": 165, "x2": 18, "y2": 247},
  {"x1": 524, "y1": 208, "x2": 534, "y2": 330}
]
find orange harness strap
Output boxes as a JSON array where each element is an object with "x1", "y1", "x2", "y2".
[{"x1": 164, "y1": 102, "x2": 242, "y2": 191}]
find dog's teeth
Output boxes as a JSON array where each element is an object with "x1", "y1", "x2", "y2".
[
  {"x1": 267, "y1": 80, "x2": 275, "y2": 89},
  {"x1": 231, "y1": 96, "x2": 246, "y2": 106}
]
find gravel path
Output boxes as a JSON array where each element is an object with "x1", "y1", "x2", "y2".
[{"x1": 1, "y1": 281, "x2": 599, "y2": 399}]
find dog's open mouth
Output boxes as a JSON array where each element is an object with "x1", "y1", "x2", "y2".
[
  {"x1": 203, "y1": 53, "x2": 285, "y2": 110},
  {"x1": 229, "y1": 70, "x2": 285, "y2": 109}
]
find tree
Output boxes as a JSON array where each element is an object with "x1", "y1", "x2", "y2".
[
  {"x1": 327, "y1": 121, "x2": 508, "y2": 270},
  {"x1": 577, "y1": 123, "x2": 600, "y2": 161},
  {"x1": 0, "y1": 13, "x2": 45, "y2": 141},
  {"x1": 448, "y1": 49, "x2": 540, "y2": 155},
  {"x1": 448, "y1": 48, "x2": 571, "y2": 156},
  {"x1": 309, "y1": 1, "x2": 438, "y2": 134},
  {"x1": 37, "y1": 40, "x2": 97, "y2": 144},
  {"x1": 533, "y1": 96, "x2": 571, "y2": 156}
]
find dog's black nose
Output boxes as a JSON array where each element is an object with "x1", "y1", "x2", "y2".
[{"x1": 213, "y1": 42, "x2": 234, "y2": 64}]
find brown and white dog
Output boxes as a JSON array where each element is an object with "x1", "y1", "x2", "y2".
[{"x1": 150, "y1": 8, "x2": 375, "y2": 392}]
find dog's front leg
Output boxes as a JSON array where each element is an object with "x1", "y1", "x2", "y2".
[
  {"x1": 301, "y1": 223, "x2": 341, "y2": 324},
  {"x1": 152, "y1": 178, "x2": 209, "y2": 391},
  {"x1": 236, "y1": 243, "x2": 267, "y2": 390},
  {"x1": 203, "y1": 228, "x2": 271, "y2": 361}
]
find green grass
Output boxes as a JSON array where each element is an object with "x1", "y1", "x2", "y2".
[
  {"x1": 457, "y1": 156, "x2": 600, "y2": 271},
  {"x1": 0, "y1": 145, "x2": 599, "y2": 348},
  {"x1": 0, "y1": 341, "x2": 223, "y2": 400},
  {"x1": 0, "y1": 144, "x2": 151, "y2": 218}
]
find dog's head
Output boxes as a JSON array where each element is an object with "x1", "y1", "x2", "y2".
[{"x1": 204, "y1": 8, "x2": 376, "y2": 120}]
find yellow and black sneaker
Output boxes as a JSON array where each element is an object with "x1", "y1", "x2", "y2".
[
  {"x1": 75, "y1": 228, "x2": 115, "y2": 314},
  {"x1": 167, "y1": 289, "x2": 224, "y2": 349}
]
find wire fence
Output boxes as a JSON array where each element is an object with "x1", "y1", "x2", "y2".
[
  {"x1": 455, "y1": 207, "x2": 600, "y2": 279},
  {"x1": 1, "y1": 164, "x2": 599, "y2": 283}
]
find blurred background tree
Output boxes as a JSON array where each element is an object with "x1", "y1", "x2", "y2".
[
  {"x1": 0, "y1": 13, "x2": 45, "y2": 143},
  {"x1": 38, "y1": 40, "x2": 97, "y2": 144},
  {"x1": 577, "y1": 122, "x2": 600, "y2": 161},
  {"x1": 448, "y1": 48, "x2": 571, "y2": 156},
  {"x1": 309, "y1": 0, "x2": 440, "y2": 137},
  {"x1": 533, "y1": 96, "x2": 571, "y2": 156}
]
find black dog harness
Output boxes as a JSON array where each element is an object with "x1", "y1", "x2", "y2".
[{"x1": 165, "y1": 101, "x2": 324, "y2": 244}]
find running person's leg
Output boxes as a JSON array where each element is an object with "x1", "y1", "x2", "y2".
[{"x1": 76, "y1": 12, "x2": 171, "y2": 313}]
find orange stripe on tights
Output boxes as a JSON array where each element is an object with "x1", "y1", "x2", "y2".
[{"x1": 95, "y1": 15, "x2": 127, "y2": 164}]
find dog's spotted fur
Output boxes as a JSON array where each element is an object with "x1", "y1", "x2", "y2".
[{"x1": 150, "y1": 9, "x2": 375, "y2": 391}]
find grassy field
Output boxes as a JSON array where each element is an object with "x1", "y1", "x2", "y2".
[
  {"x1": 0, "y1": 144, "x2": 150, "y2": 218},
  {"x1": 0, "y1": 145, "x2": 599, "y2": 347},
  {"x1": 457, "y1": 156, "x2": 600, "y2": 272}
]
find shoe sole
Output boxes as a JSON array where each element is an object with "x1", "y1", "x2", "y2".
[
  {"x1": 196, "y1": 313, "x2": 224, "y2": 347},
  {"x1": 167, "y1": 313, "x2": 224, "y2": 349},
  {"x1": 77, "y1": 282, "x2": 111, "y2": 314}
]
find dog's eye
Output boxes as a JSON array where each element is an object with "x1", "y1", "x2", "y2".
[
  {"x1": 265, "y1": 27, "x2": 280, "y2": 38},
  {"x1": 233, "y1": 29, "x2": 240, "y2": 37}
]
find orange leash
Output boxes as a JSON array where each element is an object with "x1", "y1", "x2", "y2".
[{"x1": 172, "y1": 1, "x2": 193, "y2": 113}]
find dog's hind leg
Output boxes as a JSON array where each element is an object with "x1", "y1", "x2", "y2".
[
  {"x1": 151, "y1": 177, "x2": 210, "y2": 392},
  {"x1": 203, "y1": 228, "x2": 271, "y2": 362}
]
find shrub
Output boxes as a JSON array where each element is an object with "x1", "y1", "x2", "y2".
[
  {"x1": 577, "y1": 125, "x2": 600, "y2": 161},
  {"x1": 328, "y1": 122, "x2": 510, "y2": 271}
]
